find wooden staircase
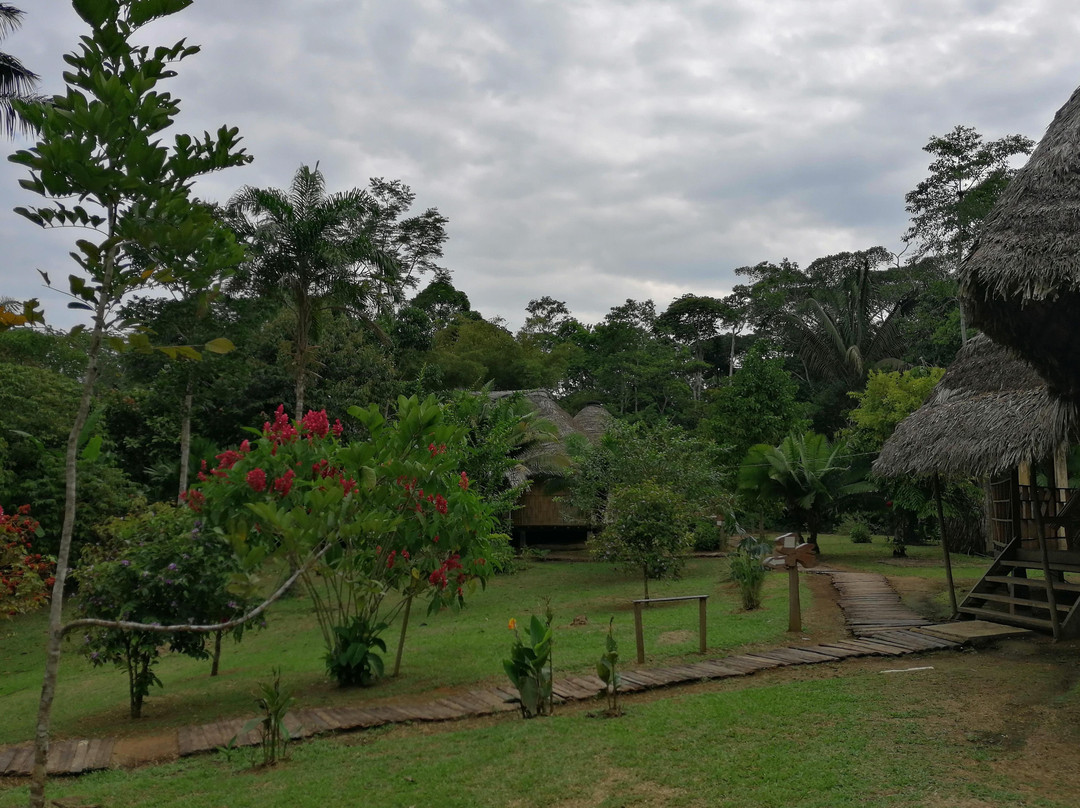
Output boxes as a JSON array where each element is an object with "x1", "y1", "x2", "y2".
[{"x1": 959, "y1": 538, "x2": 1080, "y2": 637}]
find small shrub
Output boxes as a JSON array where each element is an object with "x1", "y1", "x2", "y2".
[
  {"x1": 325, "y1": 615, "x2": 388, "y2": 687},
  {"x1": 503, "y1": 608, "x2": 554, "y2": 718},
  {"x1": 842, "y1": 519, "x2": 872, "y2": 544},
  {"x1": 240, "y1": 667, "x2": 294, "y2": 767},
  {"x1": 725, "y1": 536, "x2": 771, "y2": 611},
  {"x1": 596, "y1": 617, "x2": 622, "y2": 716}
]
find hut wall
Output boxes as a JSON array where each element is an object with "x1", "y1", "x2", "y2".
[
  {"x1": 989, "y1": 475, "x2": 1070, "y2": 551},
  {"x1": 512, "y1": 481, "x2": 590, "y2": 528}
]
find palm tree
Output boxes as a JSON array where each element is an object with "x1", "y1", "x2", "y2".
[
  {"x1": 738, "y1": 431, "x2": 874, "y2": 552},
  {"x1": 227, "y1": 165, "x2": 397, "y2": 415},
  {"x1": 1, "y1": 4, "x2": 43, "y2": 139},
  {"x1": 789, "y1": 248, "x2": 911, "y2": 387}
]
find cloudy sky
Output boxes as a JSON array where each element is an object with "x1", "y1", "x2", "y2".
[{"x1": 3, "y1": 0, "x2": 1080, "y2": 331}]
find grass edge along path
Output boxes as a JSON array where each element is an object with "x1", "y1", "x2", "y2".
[{"x1": 0, "y1": 566, "x2": 959, "y2": 776}]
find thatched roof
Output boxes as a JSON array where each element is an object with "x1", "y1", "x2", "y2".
[
  {"x1": 571, "y1": 403, "x2": 614, "y2": 444},
  {"x1": 490, "y1": 390, "x2": 614, "y2": 479},
  {"x1": 873, "y1": 334, "x2": 1078, "y2": 478},
  {"x1": 960, "y1": 84, "x2": 1080, "y2": 402}
]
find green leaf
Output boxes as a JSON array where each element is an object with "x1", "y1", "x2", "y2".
[
  {"x1": 81, "y1": 435, "x2": 103, "y2": 462},
  {"x1": 203, "y1": 337, "x2": 235, "y2": 355},
  {"x1": 73, "y1": 0, "x2": 115, "y2": 28}
]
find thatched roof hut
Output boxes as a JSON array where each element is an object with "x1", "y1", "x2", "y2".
[
  {"x1": 571, "y1": 402, "x2": 614, "y2": 444},
  {"x1": 873, "y1": 334, "x2": 1078, "y2": 478},
  {"x1": 960, "y1": 84, "x2": 1080, "y2": 403}
]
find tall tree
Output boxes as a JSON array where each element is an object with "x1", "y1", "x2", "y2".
[
  {"x1": 0, "y1": 3, "x2": 43, "y2": 138},
  {"x1": 789, "y1": 248, "x2": 910, "y2": 387},
  {"x1": 904, "y1": 125, "x2": 1034, "y2": 341},
  {"x1": 9, "y1": 1, "x2": 251, "y2": 802},
  {"x1": 227, "y1": 165, "x2": 396, "y2": 415},
  {"x1": 655, "y1": 294, "x2": 734, "y2": 400}
]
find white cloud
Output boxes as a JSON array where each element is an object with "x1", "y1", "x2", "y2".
[{"x1": 3, "y1": 0, "x2": 1080, "y2": 330}]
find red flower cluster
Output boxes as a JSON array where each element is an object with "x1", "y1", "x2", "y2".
[
  {"x1": 247, "y1": 468, "x2": 267, "y2": 493},
  {"x1": 428, "y1": 442, "x2": 447, "y2": 457},
  {"x1": 1, "y1": 505, "x2": 54, "y2": 617},
  {"x1": 458, "y1": 472, "x2": 469, "y2": 491},
  {"x1": 332, "y1": 419, "x2": 344, "y2": 438},
  {"x1": 274, "y1": 468, "x2": 296, "y2": 496},
  {"x1": 263, "y1": 405, "x2": 299, "y2": 450},
  {"x1": 428, "y1": 554, "x2": 465, "y2": 591},
  {"x1": 301, "y1": 409, "x2": 330, "y2": 439},
  {"x1": 434, "y1": 494, "x2": 448, "y2": 515},
  {"x1": 180, "y1": 489, "x2": 206, "y2": 512}
]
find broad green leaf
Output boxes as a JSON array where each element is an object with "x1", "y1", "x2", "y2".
[{"x1": 203, "y1": 337, "x2": 235, "y2": 354}]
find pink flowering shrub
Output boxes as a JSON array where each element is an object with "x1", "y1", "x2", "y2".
[{"x1": 192, "y1": 396, "x2": 504, "y2": 682}]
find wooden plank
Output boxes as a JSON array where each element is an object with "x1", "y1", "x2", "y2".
[
  {"x1": 774, "y1": 647, "x2": 838, "y2": 663},
  {"x1": 743, "y1": 652, "x2": 798, "y2": 667},
  {"x1": 67, "y1": 739, "x2": 91, "y2": 773},
  {"x1": 84, "y1": 738, "x2": 114, "y2": 772},
  {"x1": 467, "y1": 689, "x2": 515, "y2": 711},
  {"x1": 791, "y1": 645, "x2": 846, "y2": 660},
  {"x1": 53, "y1": 739, "x2": 77, "y2": 773},
  {"x1": 0, "y1": 745, "x2": 20, "y2": 773},
  {"x1": 832, "y1": 638, "x2": 910, "y2": 656},
  {"x1": 45, "y1": 740, "x2": 63, "y2": 772},
  {"x1": 694, "y1": 660, "x2": 746, "y2": 678},
  {"x1": 719, "y1": 655, "x2": 776, "y2": 673},
  {"x1": 613, "y1": 672, "x2": 649, "y2": 690},
  {"x1": 10, "y1": 746, "x2": 33, "y2": 775},
  {"x1": 199, "y1": 722, "x2": 230, "y2": 750},
  {"x1": 815, "y1": 643, "x2": 874, "y2": 659}
]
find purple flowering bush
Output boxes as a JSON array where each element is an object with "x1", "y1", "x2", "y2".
[{"x1": 74, "y1": 503, "x2": 256, "y2": 718}]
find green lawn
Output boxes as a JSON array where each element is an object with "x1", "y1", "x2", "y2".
[
  {"x1": 3, "y1": 656, "x2": 1075, "y2": 808},
  {"x1": 0, "y1": 556, "x2": 825, "y2": 746}
]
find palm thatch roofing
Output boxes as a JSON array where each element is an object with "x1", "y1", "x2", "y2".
[
  {"x1": 873, "y1": 334, "x2": 1078, "y2": 478},
  {"x1": 489, "y1": 390, "x2": 613, "y2": 481},
  {"x1": 960, "y1": 83, "x2": 1080, "y2": 403},
  {"x1": 571, "y1": 402, "x2": 615, "y2": 444}
]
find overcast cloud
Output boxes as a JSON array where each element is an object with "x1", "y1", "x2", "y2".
[{"x1": 3, "y1": 0, "x2": 1080, "y2": 330}]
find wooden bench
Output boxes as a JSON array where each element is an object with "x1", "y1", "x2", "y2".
[{"x1": 631, "y1": 595, "x2": 708, "y2": 664}]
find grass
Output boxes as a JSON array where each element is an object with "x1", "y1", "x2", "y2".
[
  {"x1": 6, "y1": 535, "x2": 1075, "y2": 807},
  {"x1": 0, "y1": 556, "x2": 823, "y2": 746},
  {"x1": 4, "y1": 657, "x2": 1076, "y2": 808}
]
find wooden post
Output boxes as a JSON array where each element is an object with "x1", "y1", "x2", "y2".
[
  {"x1": 1030, "y1": 471, "x2": 1062, "y2": 641},
  {"x1": 933, "y1": 473, "x2": 959, "y2": 618},
  {"x1": 788, "y1": 566, "x2": 801, "y2": 633},
  {"x1": 698, "y1": 597, "x2": 707, "y2": 653},
  {"x1": 633, "y1": 601, "x2": 645, "y2": 663},
  {"x1": 1054, "y1": 443, "x2": 1070, "y2": 546}
]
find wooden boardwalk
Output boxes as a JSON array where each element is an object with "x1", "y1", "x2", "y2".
[{"x1": 0, "y1": 567, "x2": 958, "y2": 777}]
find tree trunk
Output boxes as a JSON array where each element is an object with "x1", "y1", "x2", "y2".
[
  {"x1": 392, "y1": 595, "x2": 412, "y2": 677},
  {"x1": 177, "y1": 377, "x2": 194, "y2": 502},
  {"x1": 211, "y1": 630, "x2": 222, "y2": 677},
  {"x1": 30, "y1": 250, "x2": 115, "y2": 808},
  {"x1": 294, "y1": 293, "x2": 311, "y2": 417}
]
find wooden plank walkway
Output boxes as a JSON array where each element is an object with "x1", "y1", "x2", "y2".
[{"x1": 0, "y1": 566, "x2": 960, "y2": 776}]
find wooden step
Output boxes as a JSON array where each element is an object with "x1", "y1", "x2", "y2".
[
  {"x1": 982, "y1": 575, "x2": 1080, "y2": 593},
  {"x1": 998, "y1": 559, "x2": 1080, "y2": 574},
  {"x1": 967, "y1": 592, "x2": 1071, "y2": 611},
  {"x1": 958, "y1": 605, "x2": 1055, "y2": 630}
]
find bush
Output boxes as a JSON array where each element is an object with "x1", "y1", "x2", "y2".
[
  {"x1": 588, "y1": 481, "x2": 693, "y2": 599},
  {"x1": 841, "y1": 519, "x2": 872, "y2": 544},
  {"x1": 75, "y1": 504, "x2": 255, "y2": 718},
  {"x1": 725, "y1": 536, "x2": 771, "y2": 611}
]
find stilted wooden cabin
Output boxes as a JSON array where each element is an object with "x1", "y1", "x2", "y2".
[
  {"x1": 492, "y1": 390, "x2": 613, "y2": 546},
  {"x1": 874, "y1": 335, "x2": 1080, "y2": 637},
  {"x1": 881, "y1": 80, "x2": 1080, "y2": 639}
]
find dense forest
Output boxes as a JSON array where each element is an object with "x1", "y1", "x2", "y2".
[{"x1": 0, "y1": 123, "x2": 1035, "y2": 559}]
